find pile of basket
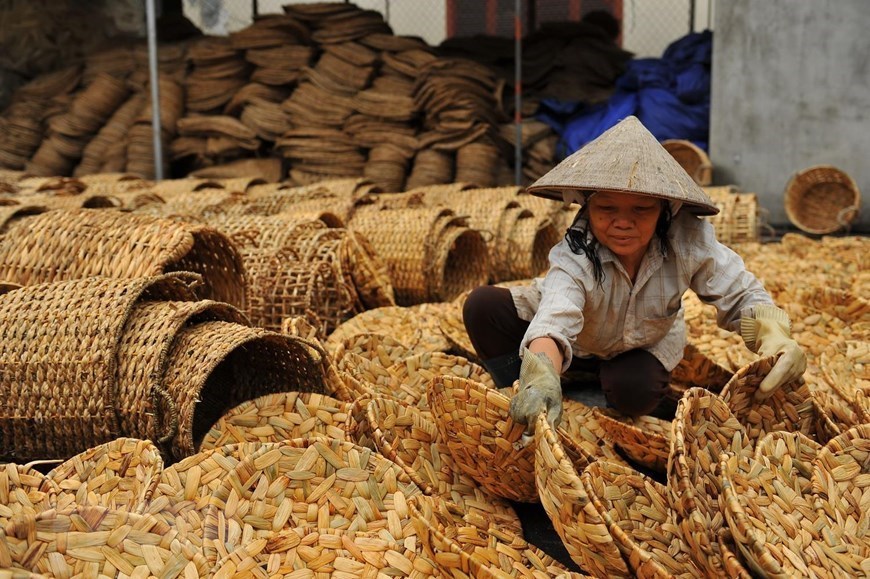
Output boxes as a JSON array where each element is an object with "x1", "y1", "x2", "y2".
[{"x1": 703, "y1": 185, "x2": 761, "y2": 245}]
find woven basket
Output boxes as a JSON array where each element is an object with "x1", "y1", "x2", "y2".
[
  {"x1": 0, "y1": 464, "x2": 58, "y2": 529},
  {"x1": 719, "y1": 355, "x2": 817, "y2": 442},
  {"x1": 428, "y1": 375, "x2": 593, "y2": 503},
  {"x1": 0, "y1": 209, "x2": 246, "y2": 308},
  {"x1": 668, "y1": 388, "x2": 752, "y2": 578},
  {"x1": 582, "y1": 459, "x2": 703, "y2": 578},
  {"x1": 389, "y1": 351, "x2": 495, "y2": 399},
  {"x1": 668, "y1": 343, "x2": 733, "y2": 402},
  {"x1": 439, "y1": 296, "x2": 478, "y2": 360},
  {"x1": 533, "y1": 414, "x2": 629, "y2": 576},
  {"x1": 0, "y1": 274, "x2": 196, "y2": 462},
  {"x1": 592, "y1": 408, "x2": 672, "y2": 472},
  {"x1": 365, "y1": 397, "x2": 523, "y2": 536},
  {"x1": 561, "y1": 400, "x2": 631, "y2": 467},
  {"x1": 429, "y1": 221, "x2": 489, "y2": 303},
  {"x1": 2, "y1": 506, "x2": 210, "y2": 578},
  {"x1": 202, "y1": 438, "x2": 422, "y2": 567},
  {"x1": 334, "y1": 332, "x2": 414, "y2": 367},
  {"x1": 703, "y1": 187, "x2": 760, "y2": 246},
  {"x1": 408, "y1": 494, "x2": 574, "y2": 579},
  {"x1": 326, "y1": 305, "x2": 448, "y2": 356},
  {"x1": 662, "y1": 139, "x2": 713, "y2": 186},
  {"x1": 159, "y1": 321, "x2": 328, "y2": 459},
  {"x1": 341, "y1": 229, "x2": 396, "y2": 309},
  {"x1": 784, "y1": 165, "x2": 861, "y2": 234},
  {"x1": 506, "y1": 214, "x2": 561, "y2": 281},
  {"x1": 200, "y1": 392, "x2": 358, "y2": 449}
]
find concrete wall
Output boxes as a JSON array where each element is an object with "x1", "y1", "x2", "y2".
[{"x1": 710, "y1": 0, "x2": 870, "y2": 231}]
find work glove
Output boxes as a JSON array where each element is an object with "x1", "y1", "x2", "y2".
[
  {"x1": 509, "y1": 348, "x2": 563, "y2": 431},
  {"x1": 740, "y1": 304, "x2": 807, "y2": 400}
]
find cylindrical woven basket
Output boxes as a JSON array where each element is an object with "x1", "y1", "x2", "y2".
[
  {"x1": 784, "y1": 165, "x2": 861, "y2": 234},
  {"x1": 2, "y1": 506, "x2": 210, "y2": 578},
  {"x1": 365, "y1": 397, "x2": 523, "y2": 536},
  {"x1": 408, "y1": 494, "x2": 576, "y2": 579},
  {"x1": 592, "y1": 408, "x2": 672, "y2": 472},
  {"x1": 200, "y1": 391, "x2": 358, "y2": 449},
  {"x1": 429, "y1": 222, "x2": 489, "y2": 303},
  {"x1": 668, "y1": 388, "x2": 752, "y2": 578},
  {"x1": 201, "y1": 438, "x2": 422, "y2": 568},
  {"x1": 662, "y1": 139, "x2": 713, "y2": 186},
  {"x1": 341, "y1": 229, "x2": 396, "y2": 309},
  {"x1": 533, "y1": 414, "x2": 629, "y2": 577},
  {"x1": 582, "y1": 459, "x2": 703, "y2": 578},
  {"x1": 506, "y1": 214, "x2": 561, "y2": 281}
]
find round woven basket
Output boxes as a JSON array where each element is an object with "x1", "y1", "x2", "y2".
[
  {"x1": 429, "y1": 223, "x2": 489, "y2": 303},
  {"x1": 365, "y1": 397, "x2": 523, "y2": 536},
  {"x1": 47, "y1": 438, "x2": 163, "y2": 515},
  {"x1": 784, "y1": 165, "x2": 861, "y2": 234},
  {"x1": 326, "y1": 305, "x2": 448, "y2": 356},
  {"x1": 202, "y1": 438, "x2": 422, "y2": 568},
  {"x1": 582, "y1": 459, "x2": 703, "y2": 578},
  {"x1": 592, "y1": 408, "x2": 672, "y2": 472},
  {"x1": 668, "y1": 388, "x2": 752, "y2": 578},
  {"x1": 533, "y1": 414, "x2": 628, "y2": 577},
  {"x1": 2, "y1": 506, "x2": 210, "y2": 578},
  {"x1": 334, "y1": 332, "x2": 414, "y2": 367},
  {"x1": 0, "y1": 464, "x2": 58, "y2": 528},
  {"x1": 408, "y1": 494, "x2": 575, "y2": 579},
  {"x1": 668, "y1": 343, "x2": 733, "y2": 403},
  {"x1": 561, "y1": 399, "x2": 631, "y2": 466},
  {"x1": 200, "y1": 392, "x2": 357, "y2": 449},
  {"x1": 662, "y1": 139, "x2": 713, "y2": 186}
]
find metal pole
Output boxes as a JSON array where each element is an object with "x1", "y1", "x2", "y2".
[
  {"x1": 689, "y1": 0, "x2": 696, "y2": 33},
  {"x1": 253, "y1": 0, "x2": 259, "y2": 19},
  {"x1": 514, "y1": 0, "x2": 523, "y2": 186},
  {"x1": 145, "y1": 0, "x2": 164, "y2": 180}
]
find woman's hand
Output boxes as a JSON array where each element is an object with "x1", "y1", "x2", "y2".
[
  {"x1": 741, "y1": 305, "x2": 807, "y2": 400},
  {"x1": 509, "y1": 340, "x2": 563, "y2": 431}
]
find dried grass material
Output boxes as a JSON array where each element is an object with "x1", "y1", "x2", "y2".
[
  {"x1": 365, "y1": 397, "x2": 522, "y2": 536},
  {"x1": 0, "y1": 464, "x2": 58, "y2": 529},
  {"x1": 593, "y1": 409, "x2": 672, "y2": 472},
  {"x1": 668, "y1": 343, "x2": 733, "y2": 403},
  {"x1": 0, "y1": 204, "x2": 47, "y2": 233},
  {"x1": 3, "y1": 506, "x2": 210, "y2": 578},
  {"x1": 46, "y1": 438, "x2": 162, "y2": 514},
  {"x1": 668, "y1": 389, "x2": 752, "y2": 578},
  {"x1": 326, "y1": 305, "x2": 448, "y2": 357},
  {"x1": 160, "y1": 321, "x2": 328, "y2": 460},
  {"x1": 409, "y1": 494, "x2": 573, "y2": 579},
  {"x1": 144, "y1": 442, "x2": 267, "y2": 550},
  {"x1": 200, "y1": 392, "x2": 358, "y2": 449},
  {"x1": 430, "y1": 222, "x2": 489, "y2": 303},
  {"x1": 341, "y1": 229, "x2": 396, "y2": 309},
  {"x1": 682, "y1": 290, "x2": 756, "y2": 372},
  {"x1": 429, "y1": 375, "x2": 593, "y2": 503},
  {"x1": 389, "y1": 351, "x2": 495, "y2": 392},
  {"x1": 334, "y1": 332, "x2": 414, "y2": 367},
  {"x1": 560, "y1": 400, "x2": 630, "y2": 467},
  {"x1": 202, "y1": 438, "x2": 422, "y2": 567},
  {"x1": 0, "y1": 274, "x2": 196, "y2": 462},
  {"x1": 582, "y1": 460, "x2": 703, "y2": 578},
  {"x1": 211, "y1": 527, "x2": 437, "y2": 579},
  {"x1": 0, "y1": 209, "x2": 246, "y2": 308},
  {"x1": 438, "y1": 298, "x2": 477, "y2": 361}
]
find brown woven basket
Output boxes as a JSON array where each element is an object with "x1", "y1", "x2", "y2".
[
  {"x1": 561, "y1": 399, "x2": 631, "y2": 467},
  {"x1": 533, "y1": 414, "x2": 629, "y2": 577},
  {"x1": 668, "y1": 343, "x2": 733, "y2": 402},
  {"x1": 2, "y1": 506, "x2": 210, "y2": 578},
  {"x1": 334, "y1": 332, "x2": 414, "y2": 367},
  {"x1": 0, "y1": 464, "x2": 58, "y2": 528},
  {"x1": 662, "y1": 139, "x2": 713, "y2": 186},
  {"x1": 341, "y1": 229, "x2": 397, "y2": 309},
  {"x1": 592, "y1": 408, "x2": 672, "y2": 472},
  {"x1": 784, "y1": 165, "x2": 861, "y2": 234},
  {"x1": 365, "y1": 397, "x2": 523, "y2": 536},
  {"x1": 429, "y1": 221, "x2": 489, "y2": 303},
  {"x1": 668, "y1": 388, "x2": 752, "y2": 578},
  {"x1": 582, "y1": 459, "x2": 703, "y2": 578},
  {"x1": 200, "y1": 392, "x2": 358, "y2": 449},
  {"x1": 202, "y1": 438, "x2": 422, "y2": 568},
  {"x1": 439, "y1": 296, "x2": 478, "y2": 360},
  {"x1": 506, "y1": 214, "x2": 562, "y2": 281},
  {"x1": 326, "y1": 305, "x2": 448, "y2": 356},
  {"x1": 408, "y1": 494, "x2": 576, "y2": 579}
]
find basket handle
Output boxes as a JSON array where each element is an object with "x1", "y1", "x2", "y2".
[{"x1": 836, "y1": 204, "x2": 860, "y2": 233}]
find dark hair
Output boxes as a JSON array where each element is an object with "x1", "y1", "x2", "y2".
[{"x1": 564, "y1": 200, "x2": 672, "y2": 285}]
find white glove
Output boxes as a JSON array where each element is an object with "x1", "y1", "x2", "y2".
[
  {"x1": 741, "y1": 305, "x2": 807, "y2": 400},
  {"x1": 509, "y1": 348, "x2": 563, "y2": 430}
]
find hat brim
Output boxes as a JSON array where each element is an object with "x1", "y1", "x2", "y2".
[{"x1": 525, "y1": 184, "x2": 720, "y2": 216}]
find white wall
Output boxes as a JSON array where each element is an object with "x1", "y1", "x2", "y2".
[{"x1": 621, "y1": 0, "x2": 714, "y2": 58}]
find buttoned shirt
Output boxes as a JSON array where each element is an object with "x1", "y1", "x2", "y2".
[{"x1": 511, "y1": 210, "x2": 773, "y2": 372}]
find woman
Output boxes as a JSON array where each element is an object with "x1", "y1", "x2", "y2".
[{"x1": 462, "y1": 116, "x2": 805, "y2": 429}]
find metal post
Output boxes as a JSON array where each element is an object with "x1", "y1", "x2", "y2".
[
  {"x1": 514, "y1": 0, "x2": 523, "y2": 186},
  {"x1": 689, "y1": 0, "x2": 696, "y2": 33},
  {"x1": 253, "y1": 0, "x2": 259, "y2": 19},
  {"x1": 145, "y1": 0, "x2": 164, "y2": 180}
]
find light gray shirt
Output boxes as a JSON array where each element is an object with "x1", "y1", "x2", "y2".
[{"x1": 511, "y1": 210, "x2": 773, "y2": 372}]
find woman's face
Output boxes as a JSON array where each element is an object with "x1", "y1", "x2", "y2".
[{"x1": 587, "y1": 191, "x2": 663, "y2": 268}]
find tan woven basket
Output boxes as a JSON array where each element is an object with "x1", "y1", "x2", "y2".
[
  {"x1": 334, "y1": 331, "x2": 414, "y2": 367},
  {"x1": 582, "y1": 459, "x2": 703, "y2": 578},
  {"x1": 784, "y1": 165, "x2": 861, "y2": 234},
  {"x1": 668, "y1": 343, "x2": 732, "y2": 402},
  {"x1": 668, "y1": 388, "x2": 752, "y2": 578},
  {"x1": 2, "y1": 506, "x2": 210, "y2": 578},
  {"x1": 0, "y1": 464, "x2": 58, "y2": 528},
  {"x1": 200, "y1": 392, "x2": 358, "y2": 449},
  {"x1": 560, "y1": 399, "x2": 631, "y2": 467},
  {"x1": 533, "y1": 414, "x2": 628, "y2": 577},
  {"x1": 506, "y1": 213, "x2": 562, "y2": 281},
  {"x1": 365, "y1": 397, "x2": 523, "y2": 536},
  {"x1": 326, "y1": 305, "x2": 449, "y2": 356},
  {"x1": 703, "y1": 187, "x2": 760, "y2": 246},
  {"x1": 662, "y1": 139, "x2": 713, "y2": 186},
  {"x1": 428, "y1": 375, "x2": 593, "y2": 503},
  {"x1": 439, "y1": 296, "x2": 478, "y2": 360},
  {"x1": 408, "y1": 494, "x2": 576, "y2": 579},
  {"x1": 202, "y1": 438, "x2": 422, "y2": 568},
  {"x1": 592, "y1": 408, "x2": 672, "y2": 472}
]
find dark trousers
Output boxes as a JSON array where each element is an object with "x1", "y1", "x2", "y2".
[{"x1": 463, "y1": 285, "x2": 673, "y2": 418}]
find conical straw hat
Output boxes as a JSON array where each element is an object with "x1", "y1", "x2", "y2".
[{"x1": 527, "y1": 116, "x2": 719, "y2": 215}]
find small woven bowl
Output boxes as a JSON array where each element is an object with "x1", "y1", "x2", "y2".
[
  {"x1": 582, "y1": 459, "x2": 703, "y2": 578},
  {"x1": 0, "y1": 464, "x2": 58, "y2": 527},
  {"x1": 47, "y1": 438, "x2": 163, "y2": 514},
  {"x1": 408, "y1": 494, "x2": 579, "y2": 579},
  {"x1": 428, "y1": 375, "x2": 593, "y2": 503},
  {"x1": 202, "y1": 438, "x2": 422, "y2": 568},
  {"x1": 592, "y1": 408, "x2": 672, "y2": 472},
  {"x1": 366, "y1": 396, "x2": 523, "y2": 536},
  {"x1": 534, "y1": 414, "x2": 629, "y2": 577},
  {"x1": 668, "y1": 388, "x2": 752, "y2": 578},
  {"x1": 200, "y1": 391, "x2": 357, "y2": 449}
]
